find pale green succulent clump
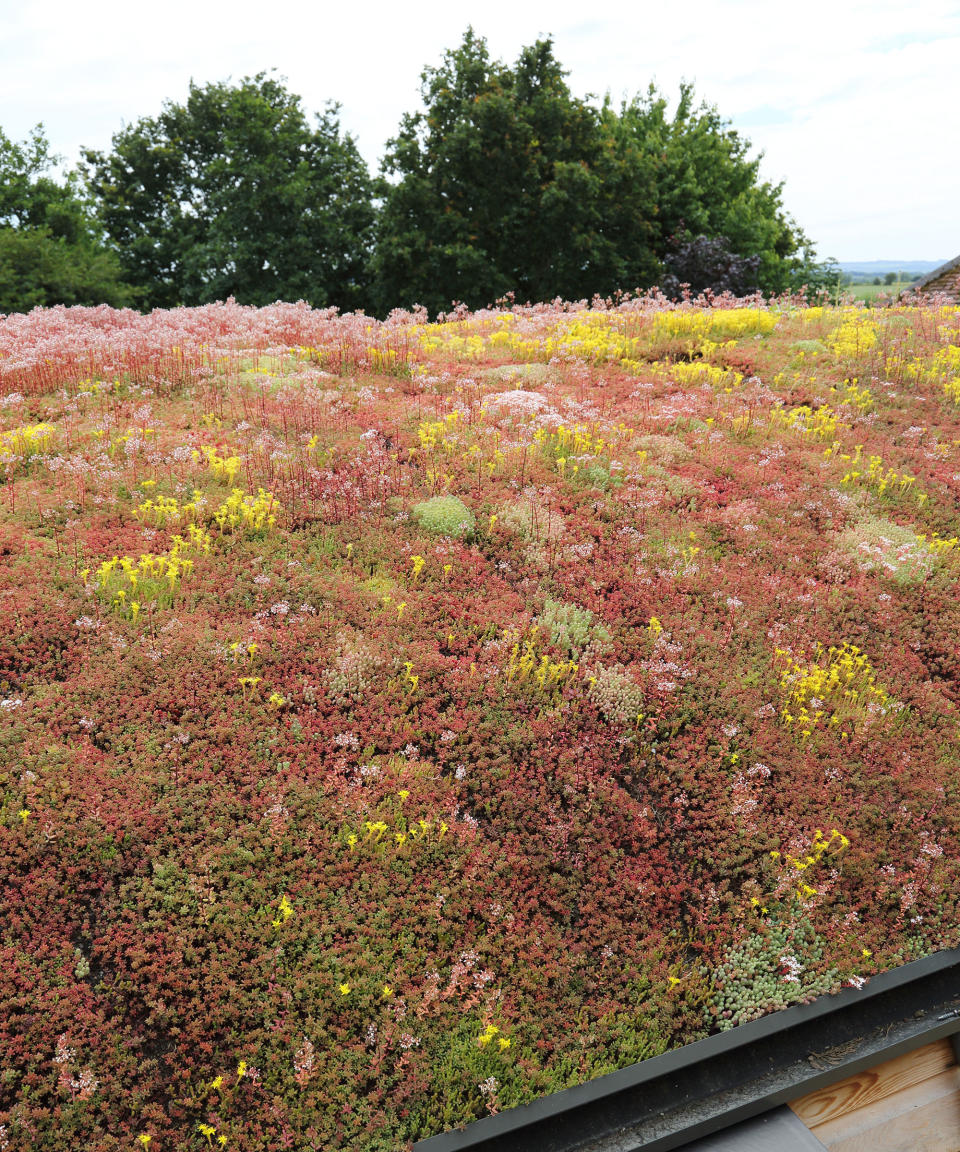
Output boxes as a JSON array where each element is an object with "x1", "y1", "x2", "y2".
[
  {"x1": 411, "y1": 496, "x2": 475, "y2": 537},
  {"x1": 708, "y1": 920, "x2": 839, "y2": 1030},
  {"x1": 836, "y1": 514, "x2": 936, "y2": 586},
  {"x1": 589, "y1": 665, "x2": 645, "y2": 725},
  {"x1": 324, "y1": 631, "x2": 380, "y2": 702},
  {"x1": 538, "y1": 598, "x2": 611, "y2": 658},
  {"x1": 790, "y1": 339, "x2": 827, "y2": 355}
]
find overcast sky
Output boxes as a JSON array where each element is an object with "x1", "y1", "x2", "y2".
[{"x1": 3, "y1": 0, "x2": 958, "y2": 264}]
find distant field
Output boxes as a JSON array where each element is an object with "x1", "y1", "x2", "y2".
[{"x1": 846, "y1": 279, "x2": 919, "y2": 302}]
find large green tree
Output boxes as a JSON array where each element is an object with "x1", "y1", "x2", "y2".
[
  {"x1": 374, "y1": 33, "x2": 832, "y2": 311},
  {"x1": 82, "y1": 73, "x2": 375, "y2": 310},
  {"x1": 612, "y1": 84, "x2": 829, "y2": 295},
  {"x1": 0, "y1": 126, "x2": 133, "y2": 314},
  {"x1": 372, "y1": 30, "x2": 659, "y2": 315}
]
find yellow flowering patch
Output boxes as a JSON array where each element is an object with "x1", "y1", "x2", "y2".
[
  {"x1": 533, "y1": 421, "x2": 631, "y2": 464},
  {"x1": 770, "y1": 828, "x2": 850, "y2": 900},
  {"x1": 0, "y1": 421, "x2": 55, "y2": 458},
  {"x1": 775, "y1": 642, "x2": 895, "y2": 741},
  {"x1": 769, "y1": 402, "x2": 846, "y2": 442},
  {"x1": 84, "y1": 524, "x2": 212, "y2": 616},
  {"x1": 931, "y1": 344, "x2": 960, "y2": 406},
  {"x1": 412, "y1": 320, "x2": 488, "y2": 359},
  {"x1": 213, "y1": 488, "x2": 281, "y2": 535},
  {"x1": 651, "y1": 307, "x2": 778, "y2": 343},
  {"x1": 839, "y1": 451, "x2": 927, "y2": 506},
  {"x1": 345, "y1": 816, "x2": 449, "y2": 853},
  {"x1": 665, "y1": 359, "x2": 744, "y2": 390},
  {"x1": 133, "y1": 491, "x2": 205, "y2": 528},
  {"x1": 827, "y1": 315, "x2": 877, "y2": 360},
  {"x1": 417, "y1": 410, "x2": 462, "y2": 453},
  {"x1": 917, "y1": 531, "x2": 960, "y2": 559},
  {"x1": 543, "y1": 314, "x2": 642, "y2": 363},
  {"x1": 195, "y1": 444, "x2": 242, "y2": 484},
  {"x1": 505, "y1": 626, "x2": 579, "y2": 703},
  {"x1": 271, "y1": 894, "x2": 294, "y2": 929},
  {"x1": 832, "y1": 378, "x2": 873, "y2": 413},
  {"x1": 477, "y1": 1023, "x2": 511, "y2": 1052},
  {"x1": 106, "y1": 428, "x2": 155, "y2": 459}
]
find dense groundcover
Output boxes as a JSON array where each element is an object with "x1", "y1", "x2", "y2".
[{"x1": 2, "y1": 295, "x2": 960, "y2": 1150}]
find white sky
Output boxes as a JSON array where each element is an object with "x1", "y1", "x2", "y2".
[{"x1": 2, "y1": 0, "x2": 958, "y2": 264}]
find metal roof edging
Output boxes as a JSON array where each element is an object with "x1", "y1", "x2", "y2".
[
  {"x1": 637, "y1": 1011, "x2": 960, "y2": 1152},
  {"x1": 414, "y1": 946, "x2": 960, "y2": 1152}
]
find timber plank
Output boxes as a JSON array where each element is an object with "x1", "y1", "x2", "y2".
[
  {"x1": 798, "y1": 1066, "x2": 960, "y2": 1151},
  {"x1": 820, "y1": 1090, "x2": 960, "y2": 1152},
  {"x1": 790, "y1": 1038, "x2": 956, "y2": 1128}
]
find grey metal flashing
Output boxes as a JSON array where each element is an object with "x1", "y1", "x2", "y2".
[
  {"x1": 580, "y1": 998, "x2": 960, "y2": 1151},
  {"x1": 674, "y1": 1107, "x2": 828, "y2": 1152},
  {"x1": 414, "y1": 948, "x2": 960, "y2": 1152}
]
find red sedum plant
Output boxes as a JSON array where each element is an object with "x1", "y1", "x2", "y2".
[{"x1": 1, "y1": 294, "x2": 960, "y2": 1149}]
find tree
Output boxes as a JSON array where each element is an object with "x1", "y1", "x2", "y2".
[
  {"x1": 610, "y1": 84, "x2": 830, "y2": 295},
  {"x1": 374, "y1": 34, "x2": 833, "y2": 312},
  {"x1": 0, "y1": 125, "x2": 133, "y2": 313},
  {"x1": 82, "y1": 73, "x2": 375, "y2": 310},
  {"x1": 372, "y1": 30, "x2": 653, "y2": 315},
  {"x1": 659, "y1": 234, "x2": 761, "y2": 299}
]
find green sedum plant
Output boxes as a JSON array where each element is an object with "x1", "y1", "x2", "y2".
[
  {"x1": 411, "y1": 495, "x2": 475, "y2": 537},
  {"x1": 538, "y1": 598, "x2": 610, "y2": 658},
  {"x1": 708, "y1": 918, "x2": 839, "y2": 1030},
  {"x1": 589, "y1": 664, "x2": 645, "y2": 724}
]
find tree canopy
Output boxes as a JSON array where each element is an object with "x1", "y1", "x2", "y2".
[
  {"x1": 614, "y1": 83, "x2": 829, "y2": 295},
  {"x1": 374, "y1": 32, "x2": 830, "y2": 313},
  {"x1": 372, "y1": 31, "x2": 660, "y2": 315},
  {"x1": 1, "y1": 41, "x2": 836, "y2": 316},
  {"x1": 82, "y1": 73, "x2": 376, "y2": 311},
  {"x1": 0, "y1": 126, "x2": 133, "y2": 314}
]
